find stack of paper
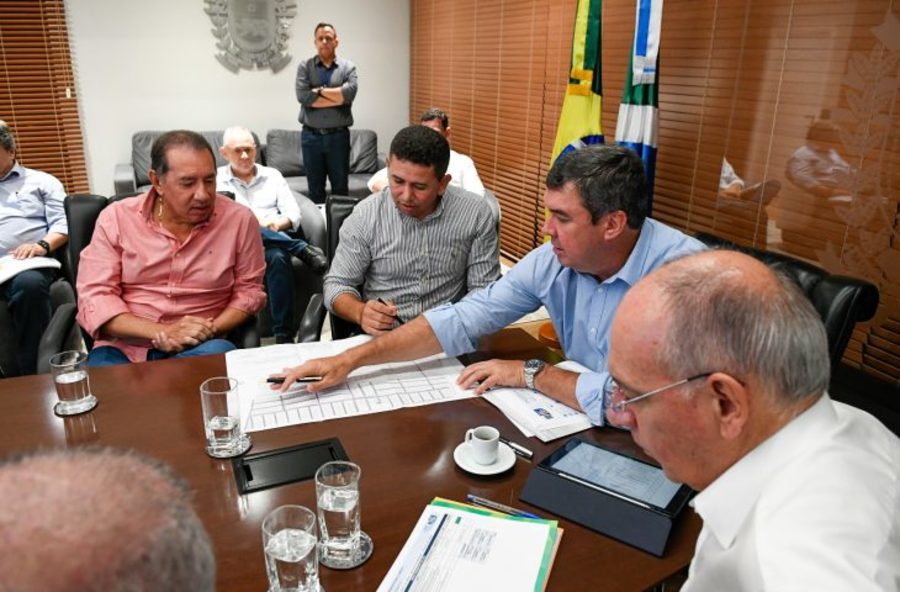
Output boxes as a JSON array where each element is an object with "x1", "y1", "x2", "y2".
[
  {"x1": 0, "y1": 255, "x2": 60, "y2": 285},
  {"x1": 482, "y1": 361, "x2": 592, "y2": 442},
  {"x1": 379, "y1": 498, "x2": 562, "y2": 592}
]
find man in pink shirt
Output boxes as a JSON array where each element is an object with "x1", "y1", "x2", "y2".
[{"x1": 77, "y1": 130, "x2": 267, "y2": 366}]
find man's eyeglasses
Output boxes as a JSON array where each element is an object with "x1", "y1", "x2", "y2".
[{"x1": 606, "y1": 373, "x2": 712, "y2": 414}]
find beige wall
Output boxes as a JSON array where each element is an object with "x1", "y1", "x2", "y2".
[{"x1": 67, "y1": 0, "x2": 410, "y2": 195}]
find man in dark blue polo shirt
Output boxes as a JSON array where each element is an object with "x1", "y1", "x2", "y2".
[{"x1": 295, "y1": 23, "x2": 358, "y2": 204}]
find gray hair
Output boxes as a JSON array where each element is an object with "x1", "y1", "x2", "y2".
[
  {"x1": 656, "y1": 253, "x2": 830, "y2": 405},
  {"x1": 0, "y1": 120, "x2": 16, "y2": 152},
  {"x1": 0, "y1": 447, "x2": 215, "y2": 591},
  {"x1": 546, "y1": 144, "x2": 649, "y2": 229},
  {"x1": 222, "y1": 125, "x2": 256, "y2": 147}
]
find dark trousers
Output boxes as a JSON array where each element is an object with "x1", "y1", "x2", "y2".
[
  {"x1": 259, "y1": 227, "x2": 310, "y2": 339},
  {"x1": 1, "y1": 268, "x2": 56, "y2": 375},
  {"x1": 301, "y1": 127, "x2": 350, "y2": 204}
]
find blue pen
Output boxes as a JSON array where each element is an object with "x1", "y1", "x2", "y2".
[{"x1": 465, "y1": 494, "x2": 541, "y2": 519}]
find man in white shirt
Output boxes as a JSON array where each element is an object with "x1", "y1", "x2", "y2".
[
  {"x1": 605, "y1": 249, "x2": 900, "y2": 591},
  {"x1": 368, "y1": 108, "x2": 485, "y2": 197},
  {"x1": 217, "y1": 126, "x2": 327, "y2": 343}
]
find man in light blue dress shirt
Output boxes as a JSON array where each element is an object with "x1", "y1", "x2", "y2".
[
  {"x1": 276, "y1": 145, "x2": 704, "y2": 425},
  {"x1": 0, "y1": 121, "x2": 68, "y2": 375}
]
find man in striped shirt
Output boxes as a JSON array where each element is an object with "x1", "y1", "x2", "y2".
[{"x1": 324, "y1": 125, "x2": 499, "y2": 335}]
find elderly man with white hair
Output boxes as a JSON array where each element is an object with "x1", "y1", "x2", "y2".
[
  {"x1": 217, "y1": 125, "x2": 327, "y2": 343},
  {"x1": 605, "y1": 249, "x2": 900, "y2": 591}
]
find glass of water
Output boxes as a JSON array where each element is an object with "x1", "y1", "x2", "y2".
[
  {"x1": 262, "y1": 505, "x2": 322, "y2": 592},
  {"x1": 49, "y1": 350, "x2": 97, "y2": 416},
  {"x1": 315, "y1": 461, "x2": 373, "y2": 569},
  {"x1": 200, "y1": 376, "x2": 251, "y2": 458}
]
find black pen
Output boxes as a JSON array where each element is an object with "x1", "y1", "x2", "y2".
[
  {"x1": 266, "y1": 376, "x2": 323, "y2": 384},
  {"x1": 377, "y1": 298, "x2": 405, "y2": 325},
  {"x1": 499, "y1": 436, "x2": 534, "y2": 459}
]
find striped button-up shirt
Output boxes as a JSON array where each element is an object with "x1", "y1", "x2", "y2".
[{"x1": 324, "y1": 186, "x2": 500, "y2": 323}]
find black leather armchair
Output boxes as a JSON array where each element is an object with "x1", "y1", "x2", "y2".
[
  {"x1": 325, "y1": 194, "x2": 368, "y2": 340},
  {"x1": 695, "y1": 232, "x2": 879, "y2": 366},
  {"x1": 114, "y1": 130, "x2": 263, "y2": 195},
  {"x1": 64, "y1": 193, "x2": 259, "y2": 351},
  {"x1": 294, "y1": 194, "x2": 367, "y2": 342},
  {"x1": 255, "y1": 193, "x2": 327, "y2": 342}
]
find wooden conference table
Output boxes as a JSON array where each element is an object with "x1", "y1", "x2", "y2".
[{"x1": 1, "y1": 329, "x2": 701, "y2": 591}]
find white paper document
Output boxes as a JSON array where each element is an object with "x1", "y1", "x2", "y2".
[
  {"x1": 225, "y1": 336, "x2": 475, "y2": 433},
  {"x1": 0, "y1": 255, "x2": 61, "y2": 285},
  {"x1": 481, "y1": 360, "x2": 592, "y2": 442},
  {"x1": 378, "y1": 500, "x2": 559, "y2": 592}
]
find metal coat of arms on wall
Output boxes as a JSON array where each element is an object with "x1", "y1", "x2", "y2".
[{"x1": 204, "y1": 0, "x2": 297, "y2": 73}]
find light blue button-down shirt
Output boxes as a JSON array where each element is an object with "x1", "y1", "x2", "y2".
[
  {"x1": 424, "y1": 218, "x2": 706, "y2": 425},
  {"x1": 0, "y1": 162, "x2": 67, "y2": 256}
]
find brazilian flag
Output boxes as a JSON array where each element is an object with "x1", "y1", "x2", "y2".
[{"x1": 550, "y1": 0, "x2": 604, "y2": 164}]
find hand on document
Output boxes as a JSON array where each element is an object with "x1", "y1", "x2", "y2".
[
  {"x1": 457, "y1": 359, "x2": 526, "y2": 394},
  {"x1": 271, "y1": 353, "x2": 353, "y2": 393}
]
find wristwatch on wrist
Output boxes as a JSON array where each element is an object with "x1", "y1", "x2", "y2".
[
  {"x1": 36, "y1": 239, "x2": 51, "y2": 255},
  {"x1": 523, "y1": 359, "x2": 546, "y2": 391}
]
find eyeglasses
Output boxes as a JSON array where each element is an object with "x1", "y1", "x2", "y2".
[{"x1": 607, "y1": 373, "x2": 712, "y2": 414}]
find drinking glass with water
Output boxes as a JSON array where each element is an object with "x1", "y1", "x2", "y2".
[
  {"x1": 262, "y1": 505, "x2": 322, "y2": 592},
  {"x1": 49, "y1": 350, "x2": 97, "y2": 416},
  {"x1": 199, "y1": 376, "x2": 251, "y2": 458},
  {"x1": 314, "y1": 461, "x2": 373, "y2": 569}
]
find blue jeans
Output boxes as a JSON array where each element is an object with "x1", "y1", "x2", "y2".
[
  {"x1": 1, "y1": 268, "x2": 55, "y2": 375},
  {"x1": 259, "y1": 226, "x2": 308, "y2": 257},
  {"x1": 87, "y1": 338, "x2": 236, "y2": 367},
  {"x1": 259, "y1": 227, "x2": 308, "y2": 338},
  {"x1": 301, "y1": 127, "x2": 350, "y2": 204}
]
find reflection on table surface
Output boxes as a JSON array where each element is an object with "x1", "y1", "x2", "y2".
[{"x1": 0, "y1": 329, "x2": 700, "y2": 591}]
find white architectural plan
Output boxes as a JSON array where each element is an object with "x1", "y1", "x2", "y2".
[{"x1": 225, "y1": 337, "x2": 474, "y2": 433}]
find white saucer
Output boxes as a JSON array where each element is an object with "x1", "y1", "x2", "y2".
[{"x1": 454, "y1": 442, "x2": 516, "y2": 475}]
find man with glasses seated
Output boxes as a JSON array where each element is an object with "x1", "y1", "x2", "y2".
[
  {"x1": 275, "y1": 145, "x2": 704, "y2": 426},
  {"x1": 604, "y1": 249, "x2": 899, "y2": 590},
  {"x1": 217, "y1": 125, "x2": 328, "y2": 344}
]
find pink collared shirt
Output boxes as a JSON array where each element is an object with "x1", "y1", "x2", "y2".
[{"x1": 77, "y1": 190, "x2": 267, "y2": 362}]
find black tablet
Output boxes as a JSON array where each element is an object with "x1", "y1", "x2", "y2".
[{"x1": 539, "y1": 437, "x2": 693, "y2": 516}]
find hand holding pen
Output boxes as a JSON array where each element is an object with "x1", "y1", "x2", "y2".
[
  {"x1": 358, "y1": 298, "x2": 400, "y2": 335},
  {"x1": 268, "y1": 355, "x2": 352, "y2": 393}
]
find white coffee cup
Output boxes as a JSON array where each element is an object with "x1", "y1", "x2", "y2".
[{"x1": 465, "y1": 425, "x2": 500, "y2": 465}]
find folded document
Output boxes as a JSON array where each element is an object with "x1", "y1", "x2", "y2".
[
  {"x1": 378, "y1": 498, "x2": 561, "y2": 592},
  {"x1": 482, "y1": 360, "x2": 592, "y2": 442}
]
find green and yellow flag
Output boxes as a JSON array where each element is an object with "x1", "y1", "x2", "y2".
[{"x1": 550, "y1": 0, "x2": 604, "y2": 164}]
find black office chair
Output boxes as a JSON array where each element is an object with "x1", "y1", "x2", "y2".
[
  {"x1": 293, "y1": 193, "x2": 369, "y2": 342},
  {"x1": 695, "y1": 232, "x2": 879, "y2": 366},
  {"x1": 326, "y1": 194, "x2": 368, "y2": 340},
  {"x1": 65, "y1": 193, "x2": 259, "y2": 351},
  {"x1": 218, "y1": 190, "x2": 326, "y2": 343}
]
